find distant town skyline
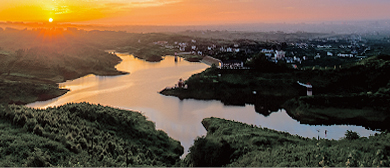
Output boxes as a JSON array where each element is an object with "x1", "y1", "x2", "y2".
[{"x1": 1, "y1": 0, "x2": 390, "y2": 25}]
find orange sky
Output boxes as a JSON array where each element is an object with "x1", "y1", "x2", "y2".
[{"x1": 1, "y1": 0, "x2": 390, "y2": 25}]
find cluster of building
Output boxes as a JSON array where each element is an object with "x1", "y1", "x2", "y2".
[
  {"x1": 261, "y1": 49, "x2": 288, "y2": 63},
  {"x1": 152, "y1": 34, "x2": 373, "y2": 71},
  {"x1": 154, "y1": 39, "x2": 243, "y2": 57},
  {"x1": 201, "y1": 56, "x2": 245, "y2": 69}
]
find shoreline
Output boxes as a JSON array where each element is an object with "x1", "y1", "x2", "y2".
[
  {"x1": 0, "y1": 50, "x2": 129, "y2": 106},
  {"x1": 182, "y1": 117, "x2": 390, "y2": 167},
  {"x1": 159, "y1": 55, "x2": 390, "y2": 131},
  {"x1": 282, "y1": 96, "x2": 390, "y2": 131}
]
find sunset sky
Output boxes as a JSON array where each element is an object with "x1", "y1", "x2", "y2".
[{"x1": 1, "y1": 0, "x2": 390, "y2": 25}]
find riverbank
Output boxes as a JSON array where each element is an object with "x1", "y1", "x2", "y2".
[
  {"x1": 0, "y1": 47, "x2": 128, "y2": 105},
  {"x1": 1, "y1": 102, "x2": 385, "y2": 167},
  {"x1": 182, "y1": 117, "x2": 390, "y2": 167},
  {"x1": 116, "y1": 45, "x2": 203, "y2": 62},
  {"x1": 283, "y1": 93, "x2": 390, "y2": 131},
  {"x1": 161, "y1": 55, "x2": 390, "y2": 130},
  {"x1": 0, "y1": 76, "x2": 68, "y2": 105},
  {"x1": 0, "y1": 103, "x2": 183, "y2": 166},
  {"x1": 160, "y1": 65, "x2": 301, "y2": 112}
]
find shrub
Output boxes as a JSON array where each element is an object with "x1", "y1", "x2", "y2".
[
  {"x1": 186, "y1": 136, "x2": 233, "y2": 167},
  {"x1": 33, "y1": 124, "x2": 44, "y2": 136},
  {"x1": 25, "y1": 148, "x2": 51, "y2": 167},
  {"x1": 24, "y1": 118, "x2": 37, "y2": 131},
  {"x1": 345, "y1": 130, "x2": 360, "y2": 140}
]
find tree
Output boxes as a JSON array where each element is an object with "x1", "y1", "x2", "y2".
[
  {"x1": 246, "y1": 53, "x2": 289, "y2": 72},
  {"x1": 345, "y1": 130, "x2": 360, "y2": 140}
]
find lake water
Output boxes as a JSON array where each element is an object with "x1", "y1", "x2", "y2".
[{"x1": 27, "y1": 53, "x2": 377, "y2": 155}]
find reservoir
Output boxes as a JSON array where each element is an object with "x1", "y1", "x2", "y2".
[{"x1": 27, "y1": 53, "x2": 377, "y2": 155}]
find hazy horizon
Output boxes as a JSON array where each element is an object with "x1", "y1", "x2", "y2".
[
  {"x1": 1, "y1": 0, "x2": 390, "y2": 26},
  {"x1": 2, "y1": 19, "x2": 390, "y2": 34}
]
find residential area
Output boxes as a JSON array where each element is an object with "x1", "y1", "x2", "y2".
[{"x1": 150, "y1": 31, "x2": 389, "y2": 69}]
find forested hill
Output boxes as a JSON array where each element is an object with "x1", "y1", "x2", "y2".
[
  {"x1": 0, "y1": 46, "x2": 127, "y2": 105},
  {"x1": 0, "y1": 46, "x2": 126, "y2": 82},
  {"x1": 0, "y1": 28, "x2": 130, "y2": 104},
  {"x1": 0, "y1": 103, "x2": 184, "y2": 167},
  {"x1": 283, "y1": 55, "x2": 390, "y2": 130},
  {"x1": 182, "y1": 117, "x2": 390, "y2": 167}
]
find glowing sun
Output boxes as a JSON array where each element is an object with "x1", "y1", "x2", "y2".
[{"x1": 49, "y1": 18, "x2": 53, "y2": 22}]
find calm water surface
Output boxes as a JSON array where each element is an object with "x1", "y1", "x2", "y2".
[{"x1": 27, "y1": 53, "x2": 377, "y2": 155}]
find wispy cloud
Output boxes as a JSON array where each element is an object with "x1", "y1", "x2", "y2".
[{"x1": 80, "y1": 0, "x2": 182, "y2": 8}]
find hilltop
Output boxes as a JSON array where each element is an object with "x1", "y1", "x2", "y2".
[
  {"x1": 0, "y1": 103, "x2": 183, "y2": 167},
  {"x1": 182, "y1": 117, "x2": 390, "y2": 167}
]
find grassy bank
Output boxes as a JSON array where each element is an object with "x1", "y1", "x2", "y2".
[
  {"x1": 0, "y1": 103, "x2": 183, "y2": 167},
  {"x1": 182, "y1": 117, "x2": 390, "y2": 167}
]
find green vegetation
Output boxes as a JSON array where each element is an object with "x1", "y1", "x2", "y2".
[
  {"x1": 0, "y1": 47, "x2": 126, "y2": 104},
  {"x1": 0, "y1": 78, "x2": 68, "y2": 105},
  {"x1": 183, "y1": 117, "x2": 390, "y2": 167},
  {"x1": 284, "y1": 55, "x2": 390, "y2": 130},
  {"x1": 2, "y1": 28, "x2": 390, "y2": 166},
  {"x1": 120, "y1": 44, "x2": 176, "y2": 62},
  {"x1": 0, "y1": 29, "x2": 129, "y2": 104},
  {"x1": 162, "y1": 54, "x2": 390, "y2": 129},
  {"x1": 283, "y1": 95, "x2": 390, "y2": 131},
  {"x1": 0, "y1": 103, "x2": 183, "y2": 167},
  {"x1": 115, "y1": 33, "x2": 203, "y2": 62},
  {"x1": 161, "y1": 54, "x2": 301, "y2": 115},
  {"x1": 0, "y1": 47, "x2": 126, "y2": 83}
]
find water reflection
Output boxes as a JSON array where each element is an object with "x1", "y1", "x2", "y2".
[{"x1": 27, "y1": 53, "x2": 378, "y2": 155}]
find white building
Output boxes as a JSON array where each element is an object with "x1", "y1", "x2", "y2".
[
  {"x1": 337, "y1": 53, "x2": 354, "y2": 58},
  {"x1": 221, "y1": 60, "x2": 244, "y2": 69},
  {"x1": 315, "y1": 53, "x2": 321, "y2": 59},
  {"x1": 261, "y1": 49, "x2": 274, "y2": 53},
  {"x1": 226, "y1": 47, "x2": 233, "y2": 52},
  {"x1": 275, "y1": 50, "x2": 286, "y2": 60}
]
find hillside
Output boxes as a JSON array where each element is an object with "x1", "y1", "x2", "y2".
[
  {"x1": 0, "y1": 103, "x2": 183, "y2": 167},
  {"x1": 183, "y1": 117, "x2": 390, "y2": 167},
  {"x1": 283, "y1": 55, "x2": 390, "y2": 131},
  {"x1": 0, "y1": 28, "x2": 130, "y2": 105},
  {"x1": 162, "y1": 54, "x2": 390, "y2": 129}
]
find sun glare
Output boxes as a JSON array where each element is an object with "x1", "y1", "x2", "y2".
[{"x1": 49, "y1": 18, "x2": 53, "y2": 22}]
